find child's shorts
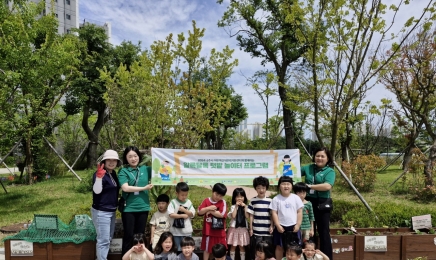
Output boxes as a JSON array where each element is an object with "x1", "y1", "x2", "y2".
[
  {"x1": 301, "y1": 229, "x2": 310, "y2": 241},
  {"x1": 201, "y1": 236, "x2": 227, "y2": 253},
  {"x1": 272, "y1": 225, "x2": 300, "y2": 247}
]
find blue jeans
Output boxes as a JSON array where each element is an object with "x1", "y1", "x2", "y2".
[{"x1": 91, "y1": 207, "x2": 116, "y2": 260}]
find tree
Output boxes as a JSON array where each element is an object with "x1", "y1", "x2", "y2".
[
  {"x1": 217, "y1": 0, "x2": 309, "y2": 149},
  {"x1": 295, "y1": 0, "x2": 435, "y2": 157},
  {"x1": 380, "y1": 27, "x2": 436, "y2": 186},
  {"x1": 0, "y1": 0, "x2": 81, "y2": 182},
  {"x1": 103, "y1": 22, "x2": 239, "y2": 149}
]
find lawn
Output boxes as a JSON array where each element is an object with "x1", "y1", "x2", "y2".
[{"x1": 0, "y1": 165, "x2": 435, "y2": 247}]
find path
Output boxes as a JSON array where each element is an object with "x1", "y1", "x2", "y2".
[
  {"x1": 0, "y1": 248, "x2": 4, "y2": 260},
  {"x1": 0, "y1": 168, "x2": 18, "y2": 175}
]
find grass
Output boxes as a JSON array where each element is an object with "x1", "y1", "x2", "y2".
[{"x1": 1, "y1": 164, "x2": 435, "y2": 246}]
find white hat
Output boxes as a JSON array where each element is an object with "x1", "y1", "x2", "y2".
[{"x1": 101, "y1": 150, "x2": 120, "y2": 161}]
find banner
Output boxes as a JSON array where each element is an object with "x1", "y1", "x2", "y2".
[{"x1": 151, "y1": 148, "x2": 301, "y2": 185}]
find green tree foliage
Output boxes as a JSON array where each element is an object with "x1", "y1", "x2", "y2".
[
  {"x1": 102, "y1": 21, "x2": 239, "y2": 149},
  {"x1": 0, "y1": 0, "x2": 81, "y2": 183},
  {"x1": 341, "y1": 154, "x2": 386, "y2": 192},
  {"x1": 294, "y1": 0, "x2": 436, "y2": 158},
  {"x1": 217, "y1": 0, "x2": 309, "y2": 149},
  {"x1": 380, "y1": 27, "x2": 436, "y2": 186}
]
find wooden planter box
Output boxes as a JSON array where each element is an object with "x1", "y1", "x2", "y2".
[
  {"x1": 330, "y1": 234, "x2": 355, "y2": 260},
  {"x1": 401, "y1": 234, "x2": 436, "y2": 260},
  {"x1": 4, "y1": 240, "x2": 95, "y2": 260},
  {"x1": 355, "y1": 235, "x2": 401, "y2": 260}
]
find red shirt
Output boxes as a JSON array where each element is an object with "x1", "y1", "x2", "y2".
[{"x1": 198, "y1": 197, "x2": 227, "y2": 237}]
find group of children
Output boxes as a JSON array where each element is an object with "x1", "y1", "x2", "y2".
[{"x1": 122, "y1": 176, "x2": 329, "y2": 260}]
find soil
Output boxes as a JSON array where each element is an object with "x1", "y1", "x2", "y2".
[{"x1": 0, "y1": 222, "x2": 27, "y2": 233}]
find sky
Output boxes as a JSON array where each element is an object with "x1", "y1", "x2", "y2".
[{"x1": 79, "y1": 0, "x2": 431, "y2": 139}]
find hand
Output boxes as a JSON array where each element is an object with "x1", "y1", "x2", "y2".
[
  {"x1": 178, "y1": 206, "x2": 187, "y2": 213},
  {"x1": 277, "y1": 226, "x2": 285, "y2": 233},
  {"x1": 96, "y1": 163, "x2": 105, "y2": 178},
  {"x1": 209, "y1": 205, "x2": 217, "y2": 211},
  {"x1": 269, "y1": 225, "x2": 274, "y2": 234},
  {"x1": 144, "y1": 184, "x2": 153, "y2": 190},
  {"x1": 315, "y1": 249, "x2": 322, "y2": 255},
  {"x1": 293, "y1": 224, "x2": 300, "y2": 233},
  {"x1": 132, "y1": 245, "x2": 140, "y2": 253},
  {"x1": 309, "y1": 229, "x2": 314, "y2": 237},
  {"x1": 249, "y1": 229, "x2": 253, "y2": 236}
]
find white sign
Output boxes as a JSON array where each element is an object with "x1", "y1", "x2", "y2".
[
  {"x1": 151, "y1": 148, "x2": 301, "y2": 185},
  {"x1": 10, "y1": 240, "x2": 33, "y2": 256},
  {"x1": 412, "y1": 214, "x2": 432, "y2": 230},
  {"x1": 109, "y1": 238, "x2": 122, "y2": 254},
  {"x1": 364, "y1": 236, "x2": 387, "y2": 252},
  {"x1": 192, "y1": 237, "x2": 202, "y2": 251}
]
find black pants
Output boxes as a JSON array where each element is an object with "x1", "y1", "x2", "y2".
[
  {"x1": 121, "y1": 211, "x2": 149, "y2": 256},
  {"x1": 307, "y1": 197, "x2": 333, "y2": 260}
]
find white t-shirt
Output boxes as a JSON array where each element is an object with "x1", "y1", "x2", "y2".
[
  {"x1": 269, "y1": 194, "x2": 303, "y2": 226},
  {"x1": 167, "y1": 199, "x2": 196, "y2": 236}
]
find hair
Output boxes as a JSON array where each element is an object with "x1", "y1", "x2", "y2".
[
  {"x1": 285, "y1": 243, "x2": 303, "y2": 256},
  {"x1": 156, "y1": 194, "x2": 170, "y2": 203},
  {"x1": 231, "y1": 187, "x2": 248, "y2": 205},
  {"x1": 312, "y1": 147, "x2": 334, "y2": 167},
  {"x1": 277, "y1": 176, "x2": 293, "y2": 192},
  {"x1": 122, "y1": 146, "x2": 142, "y2": 166},
  {"x1": 180, "y1": 236, "x2": 195, "y2": 247},
  {"x1": 303, "y1": 240, "x2": 316, "y2": 249},
  {"x1": 255, "y1": 240, "x2": 275, "y2": 260},
  {"x1": 212, "y1": 183, "x2": 227, "y2": 196},
  {"x1": 212, "y1": 243, "x2": 227, "y2": 258},
  {"x1": 154, "y1": 232, "x2": 176, "y2": 255},
  {"x1": 253, "y1": 176, "x2": 270, "y2": 190},
  {"x1": 176, "y1": 182, "x2": 189, "y2": 193},
  {"x1": 293, "y1": 182, "x2": 310, "y2": 194},
  {"x1": 132, "y1": 233, "x2": 145, "y2": 245}
]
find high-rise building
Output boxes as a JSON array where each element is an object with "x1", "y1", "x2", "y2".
[
  {"x1": 80, "y1": 19, "x2": 112, "y2": 42},
  {"x1": 252, "y1": 122, "x2": 264, "y2": 139},
  {"x1": 29, "y1": 0, "x2": 79, "y2": 35}
]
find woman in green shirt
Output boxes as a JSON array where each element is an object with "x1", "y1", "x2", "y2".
[
  {"x1": 118, "y1": 146, "x2": 153, "y2": 256},
  {"x1": 301, "y1": 147, "x2": 335, "y2": 260}
]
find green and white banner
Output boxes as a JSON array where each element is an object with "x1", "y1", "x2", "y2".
[{"x1": 151, "y1": 148, "x2": 301, "y2": 185}]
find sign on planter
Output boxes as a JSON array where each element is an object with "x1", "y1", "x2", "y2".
[
  {"x1": 109, "y1": 238, "x2": 122, "y2": 254},
  {"x1": 151, "y1": 148, "x2": 301, "y2": 185},
  {"x1": 412, "y1": 214, "x2": 432, "y2": 230},
  {"x1": 364, "y1": 236, "x2": 387, "y2": 252},
  {"x1": 10, "y1": 240, "x2": 33, "y2": 256}
]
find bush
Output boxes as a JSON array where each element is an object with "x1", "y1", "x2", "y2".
[
  {"x1": 76, "y1": 169, "x2": 94, "y2": 193},
  {"x1": 340, "y1": 154, "x2": 385, "y2": 192}
]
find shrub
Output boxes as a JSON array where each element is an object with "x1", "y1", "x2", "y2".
[{"x1": 340, "y1": 154, "x2": 385, "y2": 192}]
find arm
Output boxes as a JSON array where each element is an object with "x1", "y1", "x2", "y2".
[
  {"x1": 122, "y1": 248, "x2": 132, "y2": 260},
  {"x1": 231, "y1": 205, "x2": 237, "y2": 219},
  {"x1": 271, "y1": 210, "x2": 284, "y2": 233},
  {"x1": 121, "y1": 183, "x2": 153, "y2": 193},
  {"x1": 294, "y1": 208, "x2": 302, "y2": 232},
  {"x1": 307, "y1": 183, "x2": 332, "y2": 191},
  {"x1": 150, "y1": 225, "x2": 155, "y2": 245},
  {"x1": 249, "y1": 213, "x2": 254, "y2": 236},
  {"x1": 315, "y1": 249, "x2": 330, "y2": 260},
  {"x1": 93, "y1": 177, "x2": 103, "y2": 194},
  {"x1": 198, "y1": 205, "x2": 217, "y2": 216}
]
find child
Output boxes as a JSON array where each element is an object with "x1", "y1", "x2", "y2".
[
  {"x1": 301, "y1": 241, "x2": 329, "y2": 260},
  {"x1": 282, "y1": 244, "x2": 302, "y2": 260},
  {"x1": 151, "y1": 232, "x2": 178, "y2": 260},
  {"x1": 227, "y1": 188, "x2": 250, "y2": 260},
  {"x1": 269, "y1": 176, "x2": 304, "y2": 260},
  {"x1": 212, "y1": 243, "x2": 232, "y2": 260},
  {"x1": 247, "y1": 176, "x2": 273, "y2": 242},
  {"x1": 293, "y1": 182, "x2": 314, "y2": 243},
  {"x1": 254, "y1": 240, "x2": 276, "y2": 260},
  {"x1": 122, "y1": 233, "x2": 149, "y2": 260},
  {"x1": 198, "y1": 183, "x2": 228, "y2": 260},
  {"x1": 176, "y1": 237, "x2": 199, "y2": 260},
  {"x1": 150, "y1": 194, "x2": 171, "y2": 250},
  {"x1": 168, "y1": 182, "x2": 196, "y2": 251}
]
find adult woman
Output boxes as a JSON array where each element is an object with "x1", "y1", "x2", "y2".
[
  {"x1": 118, "y1": 146, "x2": 153, "y2": 256},
  {"x1": 91, "y1": 149, "x2": 121, "y2": 260},
  {"x1": 301, "y1": 147, "x2": 335, "y2": 260}
]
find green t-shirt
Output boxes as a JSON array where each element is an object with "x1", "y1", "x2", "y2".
[
  {"x1": 301, "y1": 164, "x2": 335, "y2": 199},
  {"x1": 118, "y1": 165, "x2": 151, "y2": 212}
]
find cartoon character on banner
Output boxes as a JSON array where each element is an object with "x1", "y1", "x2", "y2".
[
  {"x1": 159, "y1": 160, "x2": 172, "y2": 181},
  {"x1": 278, "y1": 154, "x2": 297, "y2": 178}
]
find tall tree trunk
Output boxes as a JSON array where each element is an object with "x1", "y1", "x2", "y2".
[
  {"x1": 423, "y1": 140, "x2": 436, "y2": 186},
  {"x1": 278, "y1": 74, "x2": 295, "y2": 149},
  {"x1": 82, "y1": 101, "x2": 107, "y2": 169},
  {"x1": 24, "y1": 137, "x2": 34, "y2": 184}
]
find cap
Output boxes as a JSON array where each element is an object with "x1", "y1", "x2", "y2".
[{"x1": 101, "y1": 150, "x2": 120, "y2": 161}]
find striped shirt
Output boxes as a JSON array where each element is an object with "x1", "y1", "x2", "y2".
[{"x1": 246, "y1": 197, "x2": 272, "y2": 236}]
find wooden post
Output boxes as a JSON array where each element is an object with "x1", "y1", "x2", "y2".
[{"x1": 43, "y1": 136, "x2": 81, "y2": 181}]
